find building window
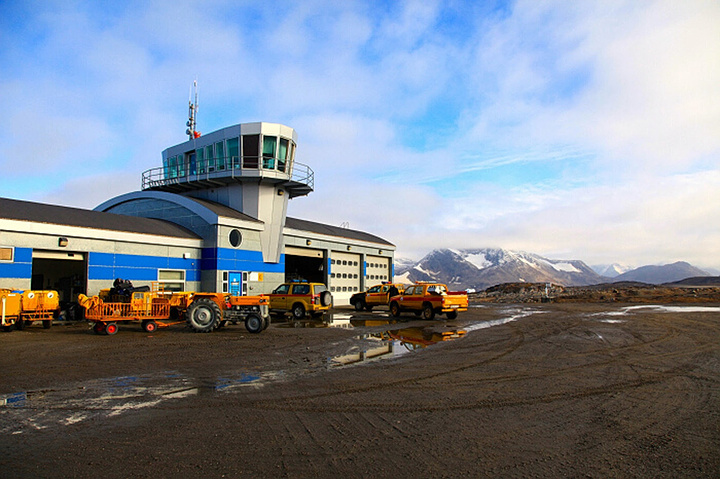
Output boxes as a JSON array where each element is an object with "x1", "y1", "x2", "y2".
[
  {"x1": 0, "y1": 247, "x2": 13, "y2": 262},
  {"x1": 215, "y1": 141, "x2": 225, "y2": 170},
  {"x1": 227, "y1": 137, "x2": 239, "y2": 168},
  {"x1": 243, "y1": 134, "x2": 259, "y2": 168},
  {"x1": 229, "y1": 229, "x2": 243, "y2": 248},
  {"x1": 262, "y1": 136, "x2": 276, "y2": 169},
  {"x1": 278, "y1": 138, "x2": 289, "y2": 172},
  {"x1": 158, "y1": 269, "x2": 185, "y2": 292}
]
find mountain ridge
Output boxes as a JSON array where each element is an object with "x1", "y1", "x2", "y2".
[{"x1": 395, "y1": 248, "x2": 710, "y2": 290}]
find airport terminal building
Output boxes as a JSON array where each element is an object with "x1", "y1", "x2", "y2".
[{"x1": 0, "y1": 122, "x2": 395, "y2": 306}]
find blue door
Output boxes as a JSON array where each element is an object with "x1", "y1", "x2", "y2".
[{"x1": 229, "y1": 271, "x2": 243, "y2": 296}]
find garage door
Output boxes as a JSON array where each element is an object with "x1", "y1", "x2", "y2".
[
  {"x1": 365, "y1": 255, "x2": 391, "y2": 284},
  {"x1": 329, "y1": 251, "x2": 361, "y2": 305}
]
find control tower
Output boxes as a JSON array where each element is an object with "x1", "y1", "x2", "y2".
[{"x1": 141, "y1": 121, "x2": 314, "y2": 264}]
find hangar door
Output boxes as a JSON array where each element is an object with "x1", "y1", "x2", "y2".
[
  {"x1": 284, "y1": 246, "x2": 325, "y2": 283},
  {"x1": 31, "y1": 250, "x2": 87, "y2": 303},
  {"x1": 365, "y1": 255, "x2": 392, "y2": 284},
  {"x1": 329, "y1": 251, "x2": 361, "y2": 302}
]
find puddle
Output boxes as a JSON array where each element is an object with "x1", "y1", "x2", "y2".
[
  {"x1": 588, "y1": 305, "x2": 720, "y2": 321},
  {"x1": 328, "y1": 326, "x2": 468, "y2": 366}
]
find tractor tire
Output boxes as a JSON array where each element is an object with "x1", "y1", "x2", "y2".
[
  {"x1": 319, "y1": 291, "x2": 332, "y2": 307},
  {"x1": 422, "y1": 303, "x2": 436, "y2": 320},
  {"x1": 244, "y1": 314, "x2": 264, "y2": 334},
  {"x1": 389, "y1": 301, "x2": 401, "y2": 318},
  {"x1": 262, "y1": 316, "x2": 270, "y2": 330},
  {"x1": 186, "y1": 298, "x2": 221, "y2": 333},
  {"x1": 292, "y1": 303, "x2": 306, "y2": 319}
]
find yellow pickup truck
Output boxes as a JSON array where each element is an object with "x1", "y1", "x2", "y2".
[{"x1": 388, "y1": 282, "x2": 468, "y2": 320}]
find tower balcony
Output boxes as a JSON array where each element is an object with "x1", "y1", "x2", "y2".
[{"x1": 142, "y1": 156, "x2": 314, "y2": 198}]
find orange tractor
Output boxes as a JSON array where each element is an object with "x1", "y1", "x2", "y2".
[
  {"x1": 78, "y1": 280, "x2": 269, "y2": 336},
  {"x1": 0, "y1": 289, "x2": 60, "y2": 332}
]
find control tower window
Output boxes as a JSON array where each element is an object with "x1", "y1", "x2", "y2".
[
  {"x1": 278, "y1": 138, "x2": 289, "y2": 172},
  {"x1": 204, "y1": 145, "x2": 214, "y2": 171},
  {"x1": 262, "y1": 136, "x2": 276, "y2": 169},
  {"x1": 168, "y1": 155, "x2": 178, "y2": 178},
  {"x1": 243, "y1": 134, "x2": 259, "y2": 168},
  {"x1": 227, "y1": 138, "x2": 239, "y2": 169},
  {"x1": 196, "y1": 147, "x2": 205, "y2": 173},
  {"x1": 215, "y1": 141, "x2": 225, "y2": 170}
]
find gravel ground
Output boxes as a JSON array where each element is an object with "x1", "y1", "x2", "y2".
[{"x1": 1, "y1": 302, "x2": 719, "y2": 478}]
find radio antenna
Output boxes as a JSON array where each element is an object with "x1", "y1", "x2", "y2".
[{"x1": 186, "y1": 80, "x2": 200, "y2": 140}]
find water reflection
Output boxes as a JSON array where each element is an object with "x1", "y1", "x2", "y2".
[{"x1": 328, "y1": 326, "x2": 467, "y2": 367}]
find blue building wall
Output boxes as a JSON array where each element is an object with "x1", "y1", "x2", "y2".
[
  {"x1": 201, "y1": 248, "x2": 285, "y2": 273},
  {"x1": 87, "y1": 252, "x2": 200, "y2": 282},
  {"x1": 0, "y1": 247, "x2": 32, "y2": 279}
]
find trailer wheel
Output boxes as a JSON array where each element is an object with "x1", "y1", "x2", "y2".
[
  {"x1": 422, "y1": 303, "x2": 435, "y2": 320},
  {"x1": 93, "y1": 323, "x2": 104, "y2": 334},
  {"x1": 389, "y1": 301, "x2": 401, "y2": 318},
  {"x1": 142, "y1": 320, "x2": 158, "y2": 333},
  {"x1": 186, "y1": 298, "x2": 220, "y2": 333},
  {"x1": 245, "y1": 314, "x2": 264, "y2": 334},
  {"x1": 42, "y1": 320, "x2": 52, "y2": 329},
  {"x1": 105, "y1": 322, "x2": 118, "y2": 335}
]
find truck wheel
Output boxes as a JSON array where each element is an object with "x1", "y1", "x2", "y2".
[
  {"x1": 354, "y1": 300, "x2": 365, "y2": 312},
  {"x1": 142, "y1": 320, "x2": 158, "y2": 333},
  {"x1": 15, "y1": 319, "x2": 25, "y2": 331},
  {"x1": 105, "y1": 322, "x2": 118, "y2": 335},
  {"x1": 446, "y1": 311, "x2": 458, "y2": 320},
  {"x1": 245, "y1": 314, "x2": 264, "y2": 334},
  {"x1": 389, "y1": 301, "x2": 401, "y2": 317},
  {"x1": 42, "y1": 320, "x2": 52, "y2": 329},
  {"x1": 319, "y1": 291, "x2": 332, "y2": 307},
  {"x1": 292, "y1": 303, "x2": 306, "y2": 319},
  {"x1": 422, "y1": 304, "x2": 435, "y2": 320},
  {"x1": 187, "y1": 298, "x2": 221, "y2": 333}
]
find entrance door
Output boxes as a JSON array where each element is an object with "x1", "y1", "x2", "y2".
[{"x1": 228, "y1": 271, "x2": 243, "y2": 296}]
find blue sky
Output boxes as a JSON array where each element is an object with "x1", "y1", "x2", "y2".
[{"x1": 2, "y1": 0, "x2": 719, "y2": 270}]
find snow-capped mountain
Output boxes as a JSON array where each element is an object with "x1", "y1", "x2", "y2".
[
  {"x1": 396, "y1": 248, "x2": 605, "y2": 290},
  {"x1": 592, "y1": 263, "x2": 633, "y2": 278}
]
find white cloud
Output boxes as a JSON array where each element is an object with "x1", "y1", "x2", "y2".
[{"x1": 2, "y1": 0, "x2": 719, "y2": 271}]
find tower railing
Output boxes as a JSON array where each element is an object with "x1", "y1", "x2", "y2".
[{"x1": 141, "y1": 155, "x2": 314, "y2": 192}]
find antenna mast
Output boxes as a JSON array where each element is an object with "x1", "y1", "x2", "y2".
[{"x1": 186, "y1": 80, "x2": 200, "y2": 140}]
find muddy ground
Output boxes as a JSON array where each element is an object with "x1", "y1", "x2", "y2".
[{"x1": 1, "y1": 302, "x2": 719, "y2": 478}]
